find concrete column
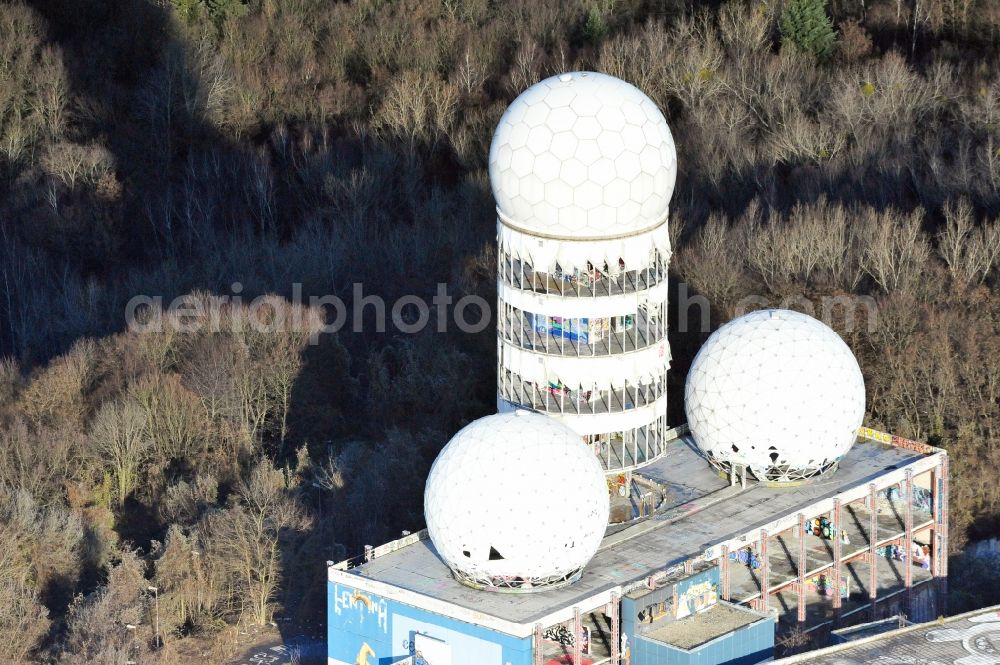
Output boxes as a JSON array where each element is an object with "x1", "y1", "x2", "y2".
[
  {"x1": 904, "y1": 469, "x2": 914, "y2": 616},
  {"x1": 721, "y1": 545, "x2": 731, "y2": 601},
  {"x1": 941, "y1": 456, "x2": 950, "y2": 580},
  {"x1": 938, "y1": 457, "x2": 950, "y2": 612},
  {"x1": 759, "y1": 529, "x2": 769, "y2": 614},
  {"x1": 931, "y1": 466, "x2": 939, "y2": 531},
  {"x1": 934, "y1": 467, "x2": 942, "y2": 581},
  {"x1": 929, "y1": 464, "x2": 941, "y2": 608},
  {"x1": 610, "y1": 592, "x2": 620, "y2": 664},
  {"x1": 797, "y1": 513, "x2": 807, "y2": 623},
  {"x1": 869, "y1": 483, "x2": 879, "y2": 619},
  {"x1": 833, "y1": 499, "x2": 843, "y2": 614},
  {"x1": 573, "y1": 607, "x2": 582, "y2": 665},
  {"x1": 534, "y1": 623, "x2": 543, "y2": 665}
]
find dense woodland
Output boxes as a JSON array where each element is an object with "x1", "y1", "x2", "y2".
[{"x1": 2, "y1": 0, "x2": 1000, "y2": 661}]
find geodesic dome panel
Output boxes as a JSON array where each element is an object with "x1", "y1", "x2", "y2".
[
  {"x1": 684, "y1": 309, "x2": 866, "y2": 483},
  {"x1": 424, "y1": 411, "x2": 609, "y2": 591},
  {"x1": 489, "y1": 71, "x2": 676, "y2": 239}
]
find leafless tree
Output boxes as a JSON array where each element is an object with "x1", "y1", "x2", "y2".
[
  {"x1": 201, "y1": 461, "x2": 308, "y2": 626},
  {"x1": 152, "y1": 525, "x2": 207, "y2": 632},
  {"x1": 179, "y1": 334, "x2": 240, "y2": 427},
  {"x1": 859, "y1": 207, "x2": 931, "y2": 294},
  {"x1": 717, "y1": 1, "x2": 771, "y2": 60},
  {"x1": 938, "y1": 199, "x2": 1000, "y2": 287},
  {"x1": 451, "y1": 46, "x2": 489, "y2": 97},
  {"x1": 0, "y1": 419, "x2": 79, "y2": 506},
  {"x1": 0, "y1": 487, "x2": 83, "y2": 662},
  {"x1": 58, "y1": 550, "x2": 150, "y2": 665},
  {"x1": 40, "y1": 141, "x2": 114, "y2": 190},
  {"x1": 159, "y1": 474, "x2": 218, "y2": 526},
  {"x1": 131, "y1": 373, "x2": 207, "y2": 463},
  {"x1": 677, "y1": 212, "x2": 752, "y2": 313},
  {"x1": 90, "y1": 399, "x2": 152, "y2": 506},
  {"x1": 0, "y1": 580, "x2": 49, "y2": 664},
  {"x1": 18, "y1": 339, "x2": 98, "y2": 428},
  {"x1": 0, "y1": 357, "x2": 21, "y2": 408},
  {"x1": 374, "y1": 70, "x2": 459, "y2": 153},
  {"x1": 507, "y1": 38, "x2": 543, "y2": 96},
  {"x1": 0, "y1": 4, "x2": 68, "y2": 166}
]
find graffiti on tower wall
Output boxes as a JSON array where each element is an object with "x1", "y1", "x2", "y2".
[
  {"x1": 328, "y1": 580, "x2": 533, "y2": 665},
  {"x1": 332, "y1": 584, "x2": 389, "y2": 634}
]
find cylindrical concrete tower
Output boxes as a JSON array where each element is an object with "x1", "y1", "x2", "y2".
[{"x1": 489, "y1": 71, "x2": 677, "y2": 473}]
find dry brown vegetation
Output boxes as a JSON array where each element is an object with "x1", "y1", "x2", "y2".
[{"x1": 1, "y1": 0, "x2": 1000, "y2": 659}]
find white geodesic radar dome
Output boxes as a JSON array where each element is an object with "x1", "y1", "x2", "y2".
[
  {"x1": 684, "y1": 309, "x2": 866, "y2": 483},
  {"x1": 424, "y1": 411, "x2": 609, "y2": 591},
  {"x1": 489, "y1": 71, "x2": 676, "y2": 239}
]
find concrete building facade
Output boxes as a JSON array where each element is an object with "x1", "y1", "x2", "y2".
[{"x1": 328, "y1": 427, "x2": 949, "y2": 665}]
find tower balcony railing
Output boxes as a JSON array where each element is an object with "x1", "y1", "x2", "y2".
[
  {"x1": 496, "y1": 398, "x2": 667, "y2": 471},
  {"x1": 586, "y1": 415, "x2": 668, "y2": 471},
  {"x1": 498, "y1": 303, "x2": 667, "y2": 357},
  {"x1": 499, "y1": 252, "x2": 669, "y2": 297},
  {"x1": 499, "y1": 368, "x2": 665, "y2": 415}
]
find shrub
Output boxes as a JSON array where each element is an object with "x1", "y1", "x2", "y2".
[
  {"x1": 581, "y1": 8, "x2": 608, "y2": 46},
  {"x1": 780, "y1": 0, "x2": 837, "y2": 60},
  {"x1": 204, "y1": 0, "x2": 247, "y2": 26}
]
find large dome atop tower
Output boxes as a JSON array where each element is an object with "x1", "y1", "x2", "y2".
[{"x1": 488, "y1": 71, "x2": 676, "y2": 239}]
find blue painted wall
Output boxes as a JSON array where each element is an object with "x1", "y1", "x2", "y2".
[
  {"x1": 629, "y1": 615, "x2": 774, "y2": 665},
  {"x1": 623, "y1": 589, "x2": 774, "y2": 665},
  {"x1": 327, "y1": 580, "x2": 533, "y2": 665}
]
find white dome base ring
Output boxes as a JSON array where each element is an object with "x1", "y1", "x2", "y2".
[
  {"x1": 449, "y1": 566, "x2": 585, "y2": 593},
  {"x1": 706, "y1": 454, "x2": 841, "y2": 485}
]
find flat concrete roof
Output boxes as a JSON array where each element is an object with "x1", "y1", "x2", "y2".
[
  {"x1": 830, "y1": 616, "x2": 913, "y2": 641},
  {"x1": 644, "y1": 602, "x2": 767, "y2": 650},
  {"x1": 345, "y1": 434, "x2": 938, "y2": 626},
  {"x1": 775, "y1": 604, "x2": 1000, "y2": 663}
]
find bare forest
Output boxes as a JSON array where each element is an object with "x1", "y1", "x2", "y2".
[{"x1": 1, "y1": 0, "x2": 1000, "y2": 661}]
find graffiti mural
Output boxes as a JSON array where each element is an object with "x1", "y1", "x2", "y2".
[
  {"x1": 329, "y1": 579, "x2": 531, "y2": 665},
  {"x1": 877, "y1": 484, "x2": 934, "y2": 515},
  {"x1": 925, "y1": 611, "x2": 1000, "y2": 665},
  {"x1": 676, "y1": 581, "x2": 718, "y2": 619},
  {"x1": 868, "y1": 542, "x2": 932, "y2": 570},
  {"x1": 233, "y1": 644, "x2": 300, "y2": 665},
  {"x1": 876, "y1": 543, "x2": 907, "y2": 561},
  {"x1": 730, "y1": 546, "x2": 762, "y2": 570},
  {"x1": 355, "y1": 642, "x2": 376, "y2": 665},
  {"x1": 332, "y1": 584, "x2": 389, "y2": 634},
  {"x1": 805, "y1": 573, "x2": 849, "y2": 599},
  {"x1": 810, "y1": 517, "x2": 834, "y2": 539},
  {"x1": 912, "y1": 486, "x2": 933, "y2": 513}
]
